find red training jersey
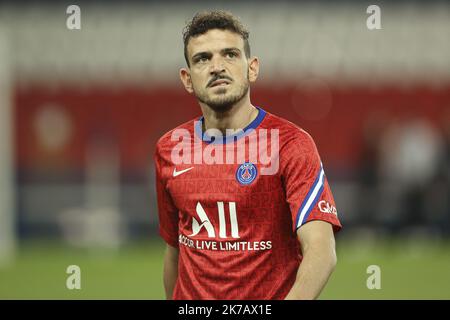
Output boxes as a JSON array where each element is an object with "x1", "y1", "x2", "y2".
[{"x1": 155, "y1": 107, "x2": 341, "y2": 299}]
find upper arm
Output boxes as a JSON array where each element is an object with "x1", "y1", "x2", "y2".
[
  {"x1": 165, "y1": 244, "x2": 180, "y2": 261},
  {"x1": 155, "y1": 146, "x2": 180, "y2": 248},
  {"x1": 280, "y1": 132, "x2": 342, "y2": 233},
  {"x1": 296, "y1": 220, "x2": 336, "y2": 257}
]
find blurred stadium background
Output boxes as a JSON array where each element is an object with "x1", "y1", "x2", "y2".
[{"x1": 0, "y1": 0, "x2": 449, "y2": 299}]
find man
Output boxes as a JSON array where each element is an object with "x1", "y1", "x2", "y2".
[{"x1": 155, "y1": 10, "x2": 341, "y2": 300}]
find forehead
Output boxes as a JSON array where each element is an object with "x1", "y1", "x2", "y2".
[{"x1": 187, "y1": 29, "x2": 245, "y2": 56}]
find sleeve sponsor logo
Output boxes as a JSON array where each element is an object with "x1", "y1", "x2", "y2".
[{"x1": 318, "y1": 200, "x2": 338, "y2": 216}]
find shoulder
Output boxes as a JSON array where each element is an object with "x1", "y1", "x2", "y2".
[
  {"x1": 263, "y1": 111, "x2": 318, "y2": 154},
  {"x1": 155, "y1": 117, "x2": 199, "y2": 155},
  {"x1": 262, "y1": 111, "x2": 323, "y2": 177}
]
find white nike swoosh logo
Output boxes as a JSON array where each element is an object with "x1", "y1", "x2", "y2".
[{"x1": 173, "y1": 167, "x2": 194, "y2": 177}]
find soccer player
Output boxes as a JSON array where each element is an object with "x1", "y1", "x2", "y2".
[{"x1": 155, "y1": 10, "x2": 342, "y2": 300}]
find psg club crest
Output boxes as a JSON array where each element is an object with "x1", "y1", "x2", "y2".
[{"x1": 236, "y1": 162, "x2": 258, "y2": 185}]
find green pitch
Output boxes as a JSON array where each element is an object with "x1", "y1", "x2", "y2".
[{"x1": 0, "y1": 237, "x2": 449, "y2": 299}]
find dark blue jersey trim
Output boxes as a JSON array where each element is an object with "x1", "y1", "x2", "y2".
[{"x1": 194, "y1": 107, "x2": 267, "y2": 145}]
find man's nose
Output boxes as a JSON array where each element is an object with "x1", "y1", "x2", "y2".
[{"x1": 209, "y1": 57, "x2": 225, "y2": 74}]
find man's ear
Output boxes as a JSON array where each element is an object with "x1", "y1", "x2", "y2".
[
  {"x1": 248, "y1": 56, "x2": 259, "y2": 83},
  {"x1": 180, "y1": 68, "x2": 194, "y2": 94}
]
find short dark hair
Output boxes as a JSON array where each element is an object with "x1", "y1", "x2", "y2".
[{"x1": 182, "y1": 10, "x2": 251, "y2": 67}]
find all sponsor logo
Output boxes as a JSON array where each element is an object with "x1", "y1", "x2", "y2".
[
  {"x1": 181, "y1": 201, "x2": 272, "y2": 251},
  {"x1": 190, "y1": 201, "x2": 240, "y2": 239}
]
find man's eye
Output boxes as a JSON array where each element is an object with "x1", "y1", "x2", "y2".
[
  {"x1": 198, "y1": 57, "x2": 209, "y2": 63},
  {"x1": 226, "y1": 52, "x2": 236, "y2": 58}
]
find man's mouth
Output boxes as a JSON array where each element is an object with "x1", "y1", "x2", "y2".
[{"x1": 209, "y1": 79, "x2": 231, "y2": 87}]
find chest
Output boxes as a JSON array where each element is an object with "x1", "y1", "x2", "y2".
[{"x1": 168, "y1": 163, "x2": 284, "y2": 207}]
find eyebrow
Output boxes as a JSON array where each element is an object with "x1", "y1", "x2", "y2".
[
  {"x1": 191, "y1": 51, "x2": 212, "y2": 62},
  {"x1": 191, "y1": 47, "x2": 242, "y2": 62},
  {"x1": 221, "y1": 47, "x2": 241, "y2": 54}
]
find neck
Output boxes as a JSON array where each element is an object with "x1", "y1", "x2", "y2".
[{"x1": 200, "y1": 96, "x2": 258, "y2": 134}]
